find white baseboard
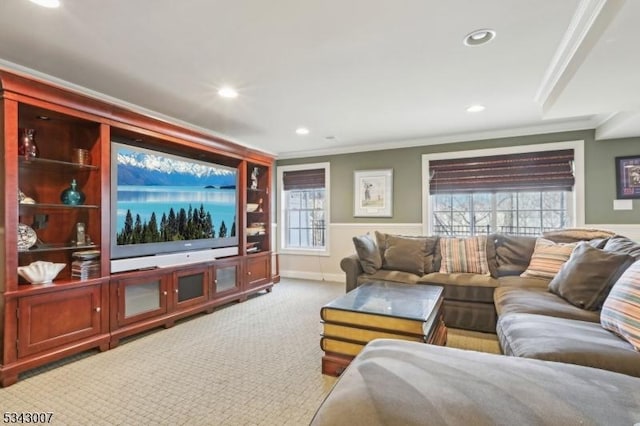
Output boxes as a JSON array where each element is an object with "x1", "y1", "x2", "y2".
[{"x1": 280, "y1": 270, "x2": 344, "y2": 283}]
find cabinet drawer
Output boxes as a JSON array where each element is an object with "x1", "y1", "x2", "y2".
[{"x1": 18, "y1": 286, "x2": 102, "y2": 357}]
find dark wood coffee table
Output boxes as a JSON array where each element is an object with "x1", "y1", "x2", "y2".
[{"x1": 320, "y1": 281, "x2": 446, "y2": 376}]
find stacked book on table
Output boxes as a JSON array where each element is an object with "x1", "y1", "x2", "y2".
[
  {"x1": 71, "y1": 250, "x2": 101, "y2": 279},
  {"x1": 320, "y1": 305, "x2": 429, "y2": 357}
]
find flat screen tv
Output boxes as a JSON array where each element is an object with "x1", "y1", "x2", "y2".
[{"x1": 110, "y1": 139, "x2": 239, "y2": 260}]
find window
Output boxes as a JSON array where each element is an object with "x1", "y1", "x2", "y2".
[
  {"x1": 423, "y1": 142, "x2": 584, "y2": 237},
  {"x1": 432, "y1": 191, "x2": 571, "y2": 236},
  {"x1": 277, "y1": 163, "x2": 330, "y2": 253}
]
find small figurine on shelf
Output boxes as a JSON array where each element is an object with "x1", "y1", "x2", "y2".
[
  {"x1": 250, "y1": 167, "x2": 259, "y2": 190},
  {"x1": 60, "y1": 179, "x2": 86, "y2": 205},
  {"x1": 18, "y1": 128, "x2": 39, "y2": 159}
]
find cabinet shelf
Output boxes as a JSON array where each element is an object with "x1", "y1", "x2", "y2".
[
  {"x1": 19, "y1": 203, "x2": 100, "y2": 211},
  {"x1": 9, "y1": 276, "x2": 106, "y2": 297},
  {"x1": 19, "y1": 243, "x2": 98, "y2": 254},
  {"x1": 19, "y1": 157, "x2": 98, "y2": 171}
]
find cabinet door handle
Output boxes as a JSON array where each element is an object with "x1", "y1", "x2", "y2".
[
  {"x1": 95, "y1": 307, "x2": 101, "y2": 313},
  {"x1": 247, "y1": 271, "x2": 252, "y2": 276},
  {"x1": 214, "y1": 279, "x2": 218, "y2": 284},
  {"x1": 163, "y1": 291, "x2": 168, "y2": 296},
  {"x1": 175, "y1": 289, "x2": 179, "y2": 293}
]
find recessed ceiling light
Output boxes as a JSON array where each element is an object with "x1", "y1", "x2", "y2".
[
  {"x1": 29, "y1": 0, "x2": 60, "y2": 8},
  {"x1": 463, "y1": 29, "x2": 496, "y2": 46},
  {"x1": 217, "y1": 86, "x2": 238, "y2": 99},
  {"x1": 466, "y1": 104, "x2": 486, "y2": 113},
  {"x1": 295, "y1": 127, "x2": 310, "y2": 135}
]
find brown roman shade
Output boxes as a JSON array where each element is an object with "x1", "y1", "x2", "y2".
[
  {"x1": 429, "y1": 149, "x2": 574, "y2": 194},
  {"x1": 283, "y1": 168, "x2": 325, "y2": 190}
]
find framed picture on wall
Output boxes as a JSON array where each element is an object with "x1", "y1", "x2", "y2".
[
  {"x1": 353, "y1": 169, "x2": 393, "y2": 217},
  {"x1": 616, "y1": 155, "x2": 640, "y2": 199}
]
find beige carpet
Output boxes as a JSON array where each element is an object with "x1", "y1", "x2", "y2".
[{"x1": 0, "y1": 278, "x2": 499, "y2": 425}]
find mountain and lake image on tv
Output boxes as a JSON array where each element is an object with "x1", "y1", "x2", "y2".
[{"x1": 111, "y1": 141, "x2": 239, "y2": 260}]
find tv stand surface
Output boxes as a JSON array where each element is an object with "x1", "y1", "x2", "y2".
[{"x1": 110, "y1": 247, "x2": 240, "y2": 273}]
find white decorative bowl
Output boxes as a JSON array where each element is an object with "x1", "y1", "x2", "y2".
[
  {"x1": 17, "y1": 261, "x2": 66, "y2": 284},
  {"x1": 247, "y1": 203, "x2": 260, "y2": 212}
]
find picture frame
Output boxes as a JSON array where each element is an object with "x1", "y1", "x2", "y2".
[
  {"x1": 615, "y1": 155, "x2": 640, "y2": 199},
  {"x1": 353, "y1": 169, "x2": 393, "y2": 217}
]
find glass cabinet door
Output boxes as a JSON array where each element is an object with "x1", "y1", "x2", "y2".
[
  {"x1": 213, "y1": 259, "x2": 242, "y2": 297},
  {"x1": 115, "y1": 272, "x2": 169, "y2": 326}
]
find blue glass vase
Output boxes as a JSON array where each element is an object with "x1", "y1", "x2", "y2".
[{"x1": 60, "y1": 179, "x2": 85, "y2": 205}]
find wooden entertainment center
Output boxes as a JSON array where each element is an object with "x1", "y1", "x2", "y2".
[{"x1": 0, "y1": 69, "x2": 278, "y2": 386}]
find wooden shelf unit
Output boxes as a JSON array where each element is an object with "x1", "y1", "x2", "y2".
[{"x1": 0, "y1": 69, "x2": 276, "y2": 387}]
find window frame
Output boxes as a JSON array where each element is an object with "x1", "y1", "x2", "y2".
[
  {"x1": 421, "y1": 140, "x2": 585, "y2": 235},
  {"x1": 277, "y1": 162, "x2": 331, "y2": 256}
]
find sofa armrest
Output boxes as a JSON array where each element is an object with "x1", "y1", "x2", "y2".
[{"x1": 340, "y1": 254, "x2": 363, "y2": 292}]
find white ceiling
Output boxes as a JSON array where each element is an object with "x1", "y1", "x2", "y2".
[{"x1": 0, "y1": 0, "x2": 638, "y2": 158}]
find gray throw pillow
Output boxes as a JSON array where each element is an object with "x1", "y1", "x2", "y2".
[
  {"x1": 548, "y1": 242, "x2": 635, "y2": 310},
  {"x1": 353, "y1": 234, "x2": 382, "y2": 274}
]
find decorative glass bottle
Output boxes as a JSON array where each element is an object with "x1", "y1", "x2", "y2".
[
  {"x1": 60, "y1": 179, "x2": 86, "y2": 205},
  {"x1": 18, "y1": 128, "x2": 39, "y2": 159}
]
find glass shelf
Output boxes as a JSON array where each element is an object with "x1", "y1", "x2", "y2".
[
  {"x1": 19, "y1": 203, "x2": 99, "y2": 210},
  {"x1": 19, "y1": 157, "x2": 98, "y2": 171},
  {"x1": 18, "y1": 244, "x2": 98, "y2": 254}
]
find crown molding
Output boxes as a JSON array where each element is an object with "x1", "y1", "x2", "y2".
[
  {"x1": 276, "y1": 116, "x2": 597, "y2": 159},
  {"x1": 596, "y1": 110, "x2": 640, "y2": 140},
  {"x1": 0, "y1": 59, "x2": 275, "y2": 156},
  {"x1": 535, "y1": 0, "x2": 625, "y2": 113}
]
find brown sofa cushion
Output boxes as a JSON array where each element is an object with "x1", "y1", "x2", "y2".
[
  {"x1": 310, "y1": 340, "x2": 640, "y2": 426},
  {"x1": 382, "y1": 235, "x2": 426, "y2": 275},
  {"x1": 548, "y1": 242, "x2": 634, "y2": 310},
  {"x1": 352, "y1": 234, "x2": 382, "y2": 274},
  {"x1": 542, "y1": 228, "x2": 615, "y2": 244},
  {"x1": 375, "y1": 232, "x2": 438, "y2": 274},
  {"x1": 357, "y1": 269, "x2": 421, "y2": 285},
  {"x1": 497, "y1": 313, "x2": 640, "y2": 377},
  {"x1": 494, "y1": 286, "x2": 600, "y2": 323},
  {"x1": 493, "y1": 234, "x2": 537, "y2": 277},
  {"x1": 497, "y1": 275, "x2": 550, "y2": 289},
  {"x1": 604, "y1": 235, "x2": 640, "y2": 259}
]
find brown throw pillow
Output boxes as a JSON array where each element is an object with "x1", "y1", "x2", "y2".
[
  {"x1": 375, "y1": 231, "x2": 438, "y2": 274},
  {"x1": 352, "y1": 234, "x2": 382, "y2": 274},
  {"x1": 548, "y1": 242, "x2": 634, "y2": 310},
  {"x1": 382, "y1": 235, "x2": 427, "y2": 275}
]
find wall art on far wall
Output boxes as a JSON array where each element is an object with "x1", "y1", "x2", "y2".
[
  {"x1": 616, "y1": 155, "x2": 640, "y2": 199},
  {"x1": 354, "y1": 169, "x2": 393, "y2": 217}
]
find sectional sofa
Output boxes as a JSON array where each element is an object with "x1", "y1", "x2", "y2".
[
  {"x1": 341, "y1": 230, "x2": 640, "y2": 376},
  {"x1": 315, "y1": 230, "x2": 640, "y2": 424}
]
